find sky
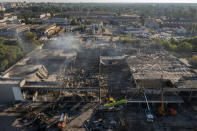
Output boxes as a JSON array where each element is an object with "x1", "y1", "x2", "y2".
[{"x1": 1, "y1": 0, "x2": 197, "y2": 3}]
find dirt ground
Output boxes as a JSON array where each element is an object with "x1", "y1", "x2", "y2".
[{"x1": 123, "y1": 104, "x2": 197, "y2": 131}]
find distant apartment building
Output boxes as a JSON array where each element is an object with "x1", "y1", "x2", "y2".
[
  {"x1": 0, "y1": 16, "x2": 19, "y2": 24},
  {"x1": 124, "y1": 26, "x2": 148, "y2": 35},
  {"x1": 144, "y1": 18, "x2": 160, "y2": 29},
  {"x1": 0, "y1": 24, "x2": 29, "y2": 38},
  {"x1": 160, "y1": 18, "x2": 192, "y2": 28},
  {"x1": 30, "y1": 24, "x2": 59, "y2": 38},
  {"x1": 176, "y1": 26, "x2": 187, "y2": 34},
  {"x1": 61, "y1": 11, "x2": 88, "y2": 19},
  {"x1": 110, "y1": 15, "x2": 140, "y2": 25},
  {"x1": 65, "y1": 25, "x2": 78, "y2": 32},
  {"x1": 91, "y1": 22, "x2": 103, "y2": 29},
  {"x1": 0, "y1": 2, "x2": 30, "y2": 10},
  {"x1": 3, "y1": 2, "x2": 17, "y2": 9},
  {"x1": 90, "y1": 22, "x2": 103, "y2": 34},
  {"x1": 61, "y1": 11, "x2": 114, "y2": 19},
  {"x1": 15, "y1": 2, "x2": 29, "y2": 8},
  {"x1": 95, "y1": 36, "x2": 111, "y2": 43},
  {"x1": 42, "y1": 18, "x2": 69, "y2": 26},
  {"x1": 0, "y1": 13, "x2": 20, "y2": 24},
  {"x1": 0, "y1": 4, "x2": 5, "y2": 11},
  {"x1": 35, "y1": 13, "x2": 51, "y2": 19},
  {"x1": 90, "y1": 11, "x2": 114, "y2": 18},
  {"x1": 151, "y1": 32, "x2": 172, "y2": 40}
]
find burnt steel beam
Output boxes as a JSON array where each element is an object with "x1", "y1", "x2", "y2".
[
  {"x1": 127, "y1": 99, "x2": 184, "y2": 104},
  {"x1": 121, "y1": 88, "x2": 197, "y2": 93},
  {"x1": 21, "y1": 87, "x2": 100, "y2": 92}
]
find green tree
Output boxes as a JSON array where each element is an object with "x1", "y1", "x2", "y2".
[
  {"x1": 0, "y1": 40, "x2": 24, "y2": 71},
  {"x1": 0, "y1": 59, "x2": 8, "y2": 71},
  {"x1": 177, "y1": 42, "x2": 192, "y2": 52},
  {"x1": 71, "y1": 18, "x2": 78, "y2": 25},
  {"x1": 24, "y1": 31, "x2": 36, "y2": 41},
  {"x1": 0, "y1": 11, "x2": 4, "y2": 19},
  {"x1": 0, "y1": 43, "x2": 6, "y2": 61}
]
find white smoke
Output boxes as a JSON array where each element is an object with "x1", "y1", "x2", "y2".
[{"x1": 46, "y1": 34, "x2": 81, "y2": 52}]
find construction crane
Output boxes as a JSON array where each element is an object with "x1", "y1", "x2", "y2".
[
  {"x1": 158, "y1": 90, "x2": 178, "y2": 116},
  {"x1": 144, "y1": 92, "x2": 154, "y2": 122},
  {"x1": 138, "y1": 68, "x2": 153, "y2": 122},
  {"x1": 158, "y1": 89, "x2": 166, "y2": 116}
]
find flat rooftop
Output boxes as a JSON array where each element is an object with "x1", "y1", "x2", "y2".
[
  {"x1": 0, "y1": 24, "x2": 28, "y2": 30},
  {"x1": 177, "y1": 79, "x2": 197, "y2": 88},
  {"x1": 7, "y1": 65, "x2": 48, "y2": 81},
  {"x1": 100, "y1": 55, "x2": 128, "y2": 65},
  {"x1": 127, "y1": 50, "x2": 196, "y2": 84},
  {"x1": 0, "y1": 78, "x2": 24, "y2": 87},
  {"x1": 30, "y1": 24, "x2": 56, "y2": 30},
  {"x1": 8, "y1": 65, "x2": 46, "y2": 77},
  {"x1": 21, "y1": 81, "x2": 62, "y2": 88},
  {"x1": 127, "y1": 95, "x2": 184, "y2": 104}
]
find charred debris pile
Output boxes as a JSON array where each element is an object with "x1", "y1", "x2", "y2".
[{"x1": 6, "y1": 39, "x2": 197, "y2": 131}]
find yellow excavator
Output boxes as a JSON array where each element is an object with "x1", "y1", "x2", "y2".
[
  {"x1": 106, "y1": 97, "x2": 116, "y2": 103},
  {"x1": 158, "y1": 91, "x2": 166, "y2": 116}
]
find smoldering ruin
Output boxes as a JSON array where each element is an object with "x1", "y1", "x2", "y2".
[{"x1": 0, "y1": 33, "x2": 197, "y2": 131}]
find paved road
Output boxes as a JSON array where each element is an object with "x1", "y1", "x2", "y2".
[{"x1": 0, "y1": 105, "x2": 22, "y2": 131}]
